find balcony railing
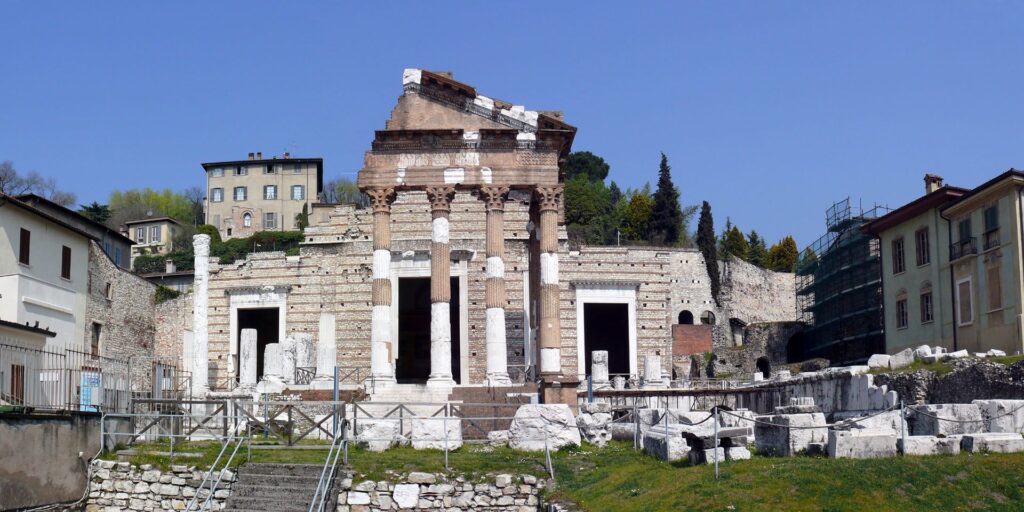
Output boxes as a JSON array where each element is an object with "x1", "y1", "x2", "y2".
[
  {"x1": 984, "y1": 230, "x2": 1000, "y2": 251},
  {"x1": 950, "y1": 237, "x2": 977, "y2": 260}
]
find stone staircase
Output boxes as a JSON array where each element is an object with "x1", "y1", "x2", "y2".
[
  {"x1": 222, "y1": 463, "x2": 340, "y2": 512},
  {"x1": 367, "y1": 383, "x2": 453, "y2": 405}
]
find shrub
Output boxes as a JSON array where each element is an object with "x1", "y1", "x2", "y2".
[{"x1": 154, "y1": 285, "x2": 181, "y2": 304}]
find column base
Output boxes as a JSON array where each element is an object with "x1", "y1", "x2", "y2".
[
  {"x1": 486, "y1": 373, "x2": 512, "y2": 387},
  {"x1": 539, "y1": 379, "x2": 581, "y2": 412},
  {"x1": 426, "y1": 377, "x2": 456, "y2": 388}
]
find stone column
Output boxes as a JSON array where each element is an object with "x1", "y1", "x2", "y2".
[
  {"x1": 482, "y1": 186, "x2": 512, "y2": 386},
  {"x1": 239, "y1": 328, "x2": 257, "y2": 390},
  {"x1": 314, "y1": 312, "x2": 337, "y2": 388},
  {"x1": 426, "y1": 186, "x2": 457, "y2": 387},
  {"x1": 263, "y1": 344, "x2": 283, "y2": 381},
  {"x1": 591, "y1": 350, "x2": 610, "y2": 389},
  {"x1": 643, "y1": 354, "x2": 665, "y2": 389},
  {"x1": 281, "y1": 335, "x2": 296, "y2": 385},
  {"x1": 535, "y1": 186, "x2": 563, "y2": 378},
  {"x1": 190, "y1": 234, "x2": 210, "y2": 398},
  {"x1": 368, "y1": 188, "x2": 397, "y2": 384}
]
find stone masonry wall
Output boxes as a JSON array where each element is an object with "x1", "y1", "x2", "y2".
[
  {"x1": 81, "y1": 460, "x2": 233, "y2": 511},
  {"x1": 337, "y1": 471, "x2": 543, "y2": 511},
  {"x1": 86, "y1": 241, "x2": 157, "y2": 388},
  {"x1": 154, "y1": 292, "x2": 193, "y2": 371}
]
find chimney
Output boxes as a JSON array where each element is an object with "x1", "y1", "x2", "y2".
[
  {"x1": 248, "y1": 152, "x2": 255, "y2": 160},
  {"x1": 924, "y1": 174, "x2": 944, "y2": 194},
  {"x1": 256, "y1": 151, "x2": 262, "y2": 160},
  {"x1": 165, "y1": 259, "x2": 176, "y2": 274},
  {"x1": 284, "y1": 151, "x2": 290, "y2": 159}
]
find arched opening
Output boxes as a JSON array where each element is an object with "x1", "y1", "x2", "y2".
[
  {"x1": 756, "y1": 356, "x2": 771, "y2": 379},
  {"x1": 786, "y1": 332, "x2": 806, "y2": 363},
  {"x1": 729, "y1": 318, "x2": 746, "y2": 346},
  {"x1": 700, "y1": 310, "x2": 716, "y2": 325},
  {"x1": 243, "y1": 212, "x2": 253, "y2": 227},
  {"x1": 678, "y1": 310, "x2": 694, "y2": 325}
]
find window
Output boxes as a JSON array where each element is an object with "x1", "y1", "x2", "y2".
[
  {"x1": 211, "y1": 167, "x2": 224, "y2": 177},
  {"x1": 234, "y1": 166, "x2": 248, "y2": 176},
  {"x1": 150, "y1": 225, "x2": 161, "y2": 243},
  {"x1": 292, "y1": 165, "x2": 303, "y2": 174},
  {"x1": 213, "y1": 214, "x2": 221, "y2": 227},
  {"x1": 984, "y1": 205, "x2": 1000, "y2": 250},
  {"x1": 264, "y1": 185, "x2": 277, "y2": 200},
  {"x1": 105, "y1": 282, "x2": 113, "y2": 300},
  {"x1": 291, "y1": 185, "x2": 305, "y2": 200},
  {"x1": 61, "y1": 246, "x2": 71, "y2": 279},
  {"x1": 264, "y1": 212, "x2": 276, "y2": 229},
  {"x1": 242, "y1": 213, "x2": 252, "y2": 227},
  {"x1": 920, "y1": 291, "x2": 933, "y2": 323},
  {"x1": 265, "y1": 165, "x2": 277, "y2": 174},
  {"x1": 891, "y1": 237, "x2": 906, "y2": 274},
  {"x1": 956, "y1": 277, "x2": 973, "y2": 326},
  {"x1": 114, "y1": 247, "x2": 121, "y2": 266},
  {"x1": 895, "y1": 297, "x2": 908, "y2": 329},
  {"x1": 958, "y1": 217, "x2": 972, "y2": 241},
  {"x1": 103, "y1": 240, "x2": 111, "y2": 255},
  {"x1": 18, "y1": 228, "x2": 30, "y2": 265},
  {"x1": 211, "y1": 188, "x2": 224, "y2": 203},
  {"x1": 234, "y1": 187, "x2": 247, "y2": 201},
  {"x1": 987, "y1": 264, "x2": 1003, "y2": 311},
  {"x1": 915, "y1": 228, "x2": 930, "y2": 266},
  {"x1": 90, "y1": 323, "x2": 102, "y2": 357},
  {"x1": 700, "y1": 310, "x2": 716, "y2": 325}
]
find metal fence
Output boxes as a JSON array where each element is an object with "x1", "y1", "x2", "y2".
[{"x1": 0, "y1": 342, "x2": 187, "y2": 414}]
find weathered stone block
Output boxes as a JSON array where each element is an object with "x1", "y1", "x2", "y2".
[
  {"x1": 508, "y1": 404, "x2": 581, "y2": 452},
  {"x1": 961, "y1": 433, "x2": 1024, "y2": 453},
  {"x1": 409, "y1": 417, "x2": 463, "y2": 450},
  {"x1": 827, "y1": 429, "x2": 897, "y2": 459},
  {"x1": 908, "y1": 404, "x2": 984, "y2": 436},
  {"x1": 897, "y1": 436, "x2": 960, "y2": 456},
  {"x1": 754, "y1": 412, "x2": 827, "y2": 456},
  {"x1": 725, "y1": 446, "x2": 751, "y2": 461},
  {"x1": 889, "y1": 348, "x2": 914, "y2": 369},
  {"x1": 972, "y1": 400, "x2": 1024, "y2": 434},
  {"x1": 688, "y1": 447, "x2": 725, "y2": 465},
  {"x1": 642, "y1": 426, "x2": 690, "y2": 462},
  {"x1": 393, "y1": 484, "x2": 419, "y2": 508},
  {"x1": 866, "y1": 354, "x2": 890, "y2": 369},
  {"x1": 913, "y1": 345, "x2": 932, "y2": 361},
  {"x1": 355, "y1": 419, "x2": 405, "y2": 452}
]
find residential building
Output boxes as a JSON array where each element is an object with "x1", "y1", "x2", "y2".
[
  {"x1": 140, "y1": 259, "x2": 194, "y2": 293},
  {"x1": 124, "y1": 216, "x2": 184, "y2": 266},
  {"x1": 202, "y1": 152, "x2": 323, "y2": 240},
  {"x1": 16, "y1": 193, "x2": 133, "y2": 269},
  {"x1": 0, "y1": 194, "x2": 92, "y2": 350},
  {"x1": 862, "y1": 175, "x2": 968, "y2": 354},
  {"x1": 795, "y1": 199, "x2": 890, "y2": 364},
  {"x1": 941, "y1": 170, "x2": 1024, "y2": 355}
]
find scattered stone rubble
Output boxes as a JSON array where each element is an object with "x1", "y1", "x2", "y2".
[
  {"x1": 336, "y1": 472, "x2": 543, "y2": 511},
  {"x1": 82, "y1": 460, "x2": 233, "y2": 511},
  {"x1": 575, "y1": 402, "x2": 612, "y2": 447}
]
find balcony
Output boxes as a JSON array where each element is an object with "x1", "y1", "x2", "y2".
[
  {"x1": 950, "y1": 237, "x2": 977, "y2": 261},
  {"x1": 984, "y1": 230, "x2": 1000, "y2": 251}
]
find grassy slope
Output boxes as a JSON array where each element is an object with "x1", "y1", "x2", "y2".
[{"x1": 116, "y1": 440, "x2": 1024, "y2": 511}]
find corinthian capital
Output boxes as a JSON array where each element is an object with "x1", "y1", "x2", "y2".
[
  {"x1": 479, "y1": 186, "x2": 510, "y2": 211},
  {"x1": 367, "y1": 188, "x2": 396, "y2": 213},
  {"x1": 425, "y1": 186, "x2": 457, "y2": 213},
  {"x1": 534, "y1": 186, "x2": 563, "y2": 212}
]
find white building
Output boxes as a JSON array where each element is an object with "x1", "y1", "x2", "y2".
[{"x1": 0, "y1": 195, "x2": 92, "y2": 351}]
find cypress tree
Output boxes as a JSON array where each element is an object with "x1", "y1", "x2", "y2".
[
  {"x1": 747, "y1": 230, "x2": 768, "y2": 268},
  {"x1": 696, "y1": 201, "x2": 721, "y2": 305},
  {"x1": 649, "y1": 153, "x2": 684, "y2": 246}
]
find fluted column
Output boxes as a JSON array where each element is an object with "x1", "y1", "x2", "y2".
[
  {"x1": 535, "y1": 186, "x2": 563, "y2": 378},
  {"x1": 426, "y1": 186, "x2": 457, "y2": 387},
  {"x1": 481, "y1": 186, "x2": 511, "y2": 386},
  {"x1": 368, "y1": 188, "x2": 396, "y2": 384}
]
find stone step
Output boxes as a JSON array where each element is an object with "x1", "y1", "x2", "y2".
[
  {"x1": 233, "y1": 473, "x2": 325, "y2": 488},
  {"x1": 238, "y1": 463, "x2": 326, "y2": 477},
  {"x1": 223, "y1": 495, "x2": 314, "y2": 512},
  {"x1": 230, "y1": 483, "x2": 322, "y2": 499}
]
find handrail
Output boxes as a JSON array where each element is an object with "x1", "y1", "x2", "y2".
[
  {"x1": 198, "y1": 438, "x2": 244, "y2": 511},
  {"x1": 309, "y1": 419, "x2": 347, "y2": 512},
  {"x1": 185, "y1": 435, "x2": 236, "y2": 511}
]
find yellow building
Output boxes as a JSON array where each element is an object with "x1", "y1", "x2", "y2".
[
  {"x1": 941, "y1": 169, "x2": 1024, "y2": 355},
  {"x1": 202, "y1": 152, "x2": 323, "y2": 240},
  {"x1": 125, "y1": 217, "x2": 184, "y2": 264}
]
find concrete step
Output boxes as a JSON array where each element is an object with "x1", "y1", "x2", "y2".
[{"x1": 230, "y1": 483, "x2": 322, "y2": 499}]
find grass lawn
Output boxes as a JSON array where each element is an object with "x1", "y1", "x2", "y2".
[{"x1": 112, "y1": 440, "x2": 1024, "y2": 511}]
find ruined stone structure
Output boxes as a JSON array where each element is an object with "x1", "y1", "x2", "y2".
[{"x1": 179, "y1": 69, "x2": 799, "y2": 401}]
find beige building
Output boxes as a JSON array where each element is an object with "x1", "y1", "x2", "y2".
[
  {"x1": 125, "y1": 216, "x2": 184, "y2": 263},
  {"x1": 202, "y1": 153, "x2": 323, "y2": 240},
  {"x1": 942, "y1": 170, "x2": 1024, "y2": 355}
]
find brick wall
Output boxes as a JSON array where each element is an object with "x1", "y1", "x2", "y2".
[{"x1": 672, "y1": 324, "x2": 714, "y2": 356}]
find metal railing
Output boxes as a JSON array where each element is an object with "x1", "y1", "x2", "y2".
[
  {"x1": 309, "y1": 418, "x2": 348, "y2": 512},
  {"x1": 950, "y1": 237, "x2": 977, "y2": 260},
  {"x1": 185, "y1": 432, "x2": 249, "y2": 511},
  {"x1": 0, "y1": 342, "x2": 136, "y2": 413}
]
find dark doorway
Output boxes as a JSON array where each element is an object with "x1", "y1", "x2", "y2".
[
  {"x1": 678, "y1": 310, "x2": 694, "y2": 325},
  {"x1": 397, "y1": 277, "x2": 461, "y2": 384},
  {"x1": 238, "y1": 307, "x2": 279, "y2": 380},
  {"x1": 583, "y1": 303, "x2": 629, "y2": 376},
  {"x1": 756, "y1": 356, "x2": 771, "y2": 379},
  {"x1": 786, "y1": 332, "x2": 807, "y2": 363}
]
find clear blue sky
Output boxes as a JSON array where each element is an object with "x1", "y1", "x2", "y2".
[{"x1": 3, "y1": 2, "x2": 1023, "y2": 247}]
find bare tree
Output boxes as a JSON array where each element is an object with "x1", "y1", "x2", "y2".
[
  {"x1": 183, "y1": 186, "x2": 205, "y2": 226},
  {"x1": 0, "y1": 160, "x2": 77, "y2": 206},
  {"x1": 321, "y1": 177, "x2": 369, "y2": 207}
]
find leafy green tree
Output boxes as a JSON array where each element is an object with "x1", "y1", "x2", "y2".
[
  {"x1": 295, "y1": 203, "x2": 311, "y2": 231},
  {"x1": 620, "y1": 185, "x2": 653, "y2": 243},
  {"x1": 79, "y1": 202, "x2": 111, "y2": 224},
  {"x1": 767, "y1": 236, "x2": 800, "y2": 272},
  {"x1": 721, "y1": 224, "x2": 749, "y2": 261},
  {"x1": 196, "y1": 224, "x2": 222, "y2": 244},
  {"x1": 649, "y1": 153, "x2": 684, "y2": 246},
  {"x1": 747, "y1": 230, "x2": 769, "y2": 268},
  {"x1": 564, "y1": 175, "x2": 612, "y2": 245},
  {"x1": 696, "y1": 201, "x2": 721, "y2": 305},
  {"x1": 108, "y1": 188, "x2": 195, "y2": 228},
  {"x1": 608, "y1": 181, "x2": 622, "y2": 206},
  {"x1": 563, "y1": 151, "x2": 610, "y2": 182}
]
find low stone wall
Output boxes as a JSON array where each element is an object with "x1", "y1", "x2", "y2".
[
  {"x1": 81, "y1": 460, "x2": 234, "y2": 511},
  {"x1": 337, "y1": 471, "x2": 543, "y2": 511},
  {"x1": 874, "y1": 359, "x2": 1024, "y2": 405}
]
